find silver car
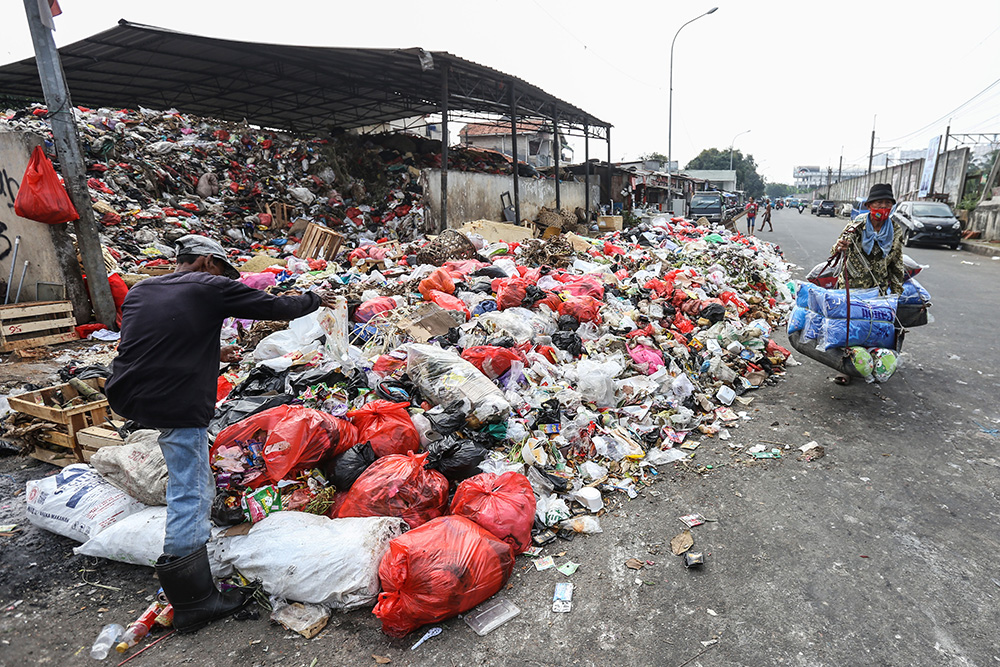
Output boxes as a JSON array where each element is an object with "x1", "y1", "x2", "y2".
[{"x1": 891, "y1": 201, "x2": 962, "y2": 249}]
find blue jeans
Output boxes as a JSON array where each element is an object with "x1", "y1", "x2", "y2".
[{"x1": 158, "y1": 427, "x2": 213, "y2": 557}]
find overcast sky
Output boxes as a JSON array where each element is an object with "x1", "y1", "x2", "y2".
[{"x1": 4, "y1": 1, "x2": 999, "y2": 184}]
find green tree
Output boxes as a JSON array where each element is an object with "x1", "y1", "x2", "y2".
[
  {"x1": 765, "y1": 182, "x2": 801, "y2": 198},
  {"x1": 684, "y1": 148, "x2": 766, "y2": 198},
  {"x1": 639, "y1": 151, "x2": 669, "y2": 162}
]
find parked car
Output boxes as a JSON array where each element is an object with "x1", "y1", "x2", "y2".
[
  {"x1": 688, "y1": 191, "x2": 725, "y2": 224},
  {"x1": 891, "y1": 201, "x2": 962, "y2": 249},
  {"x1": 810, "y1": 199, "x2": 822, "y2": 214},
  {"x1": 850, "y1": 197, "x2": 868, "y2": 220},
  {"x1": 817, "y1": 200, "x2": 837, "y2": 217}
]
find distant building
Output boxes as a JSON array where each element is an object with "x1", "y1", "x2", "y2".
[
  {"x1": 794, "y1": 165, "x2": 866, "y2": 189},
  {"x1": 459, "y1": 120, "x2": 567, "y2": 167},
  {"x1": 682, "y1": 169, "x2": 737, "y2": 192}
]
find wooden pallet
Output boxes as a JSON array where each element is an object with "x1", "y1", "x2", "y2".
[
  {"x1": 8, "y1": 377, "x2": 110, "y2": 464},
  {"x1": 298, "y1": 222, "x2": 345, "y2": 261},
  {"x1": 0, "y1": 301, "x2": 77, "y2": 352}
]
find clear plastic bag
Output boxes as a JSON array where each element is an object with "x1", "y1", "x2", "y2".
[{"x1": 405, "y1": 344, "x2": 511, "y2": 422}]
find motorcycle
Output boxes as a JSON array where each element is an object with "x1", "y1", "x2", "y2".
[{"x1": 797, "y1": 204, "x2": 805, "y2": 214}]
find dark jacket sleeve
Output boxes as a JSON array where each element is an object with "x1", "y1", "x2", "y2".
[{"x1": 216, "y1": 278, "x2": 322, "y2": 320}]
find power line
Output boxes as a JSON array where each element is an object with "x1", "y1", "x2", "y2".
[{"x1": 879, "y1": 77, "x2": 1000, "y2": 146}]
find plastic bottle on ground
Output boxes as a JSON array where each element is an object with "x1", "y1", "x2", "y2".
[{"x1": 90, "y1": 623, "x2": 124, "y2": 660}]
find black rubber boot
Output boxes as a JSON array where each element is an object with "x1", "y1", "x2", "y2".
[{"x1": 155, "y1": 544, "x2": 246, "y2": 634}]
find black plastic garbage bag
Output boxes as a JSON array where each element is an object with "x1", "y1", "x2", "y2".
[
  {"x1": 552, "y1": 331, "x2": 583, "y2": 357},
  {"x1": 228, "y1": 366, "x2": 288, "y2": 399},
  {"x1": 424, "y1": 437, "x2": 489, "y2": 482},
  {"x1": 324, "y1": 441, "x2": 378, "y2": 491},
  {"x1": 208, "y1": 394, "x2": 294, "y2": 439},
  {"x1": 212, "y1": 490, "x2": 244, "y2": 527},
  {"x1": 424, "y1": 400, "x2": 469, "y2": 437},
  {"x1": 557, "y1": 314, "x2": 580, "y2": 331}
]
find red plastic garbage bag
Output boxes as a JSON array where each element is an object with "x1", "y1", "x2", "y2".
[
  {"x1": 418, "y1": 267, "x2": 455, "y2": 298},
  {"x1": 14, "y1": 146, "x2": 79, "y2": 224},
  {"x1": 558, "y1": 274, "x2": 604, "y2": 300},
  {"x1": 373, "y1": 515, "x2": 515, "y2": 637},
  {"x1": 355, "y1": 296, "x2": 398, "y2": 323},
  {"x1": 334, "y1": 452, "x2": 448, "y2": 529},
  {"x1": 426, "y1": 290, "x2": 470, "y2": 320},
  {"x1": 443, "y1": 259, "x2": 488, "y2": 277},
  {"x1": 532, "y1": 292, "x2": 562, "y2": 312},
  {"x1": 450, "y1": 472, "x2": 535, "y2": 554},
  {"x1": 461, "y1": 346, "x2": 525, "y2": 380},
  {"x1": 212, "y1": 405, "x2": 357, "y2": 487},
  {"x1": 347, "y1": 400, "x2": 420, "y2": 457},
  {"x1": 558, "y1": 295, "x2": 602, "y2": 323},
  {"x1": 495, "y1": 278, "x2": 528, "y2": 310}
]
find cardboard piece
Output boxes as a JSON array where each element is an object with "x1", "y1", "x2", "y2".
[
  {"x1": 459, "y1": 220, "x2": 534, "y2": 244},
  {"x1": 397, "y1": 303, "x2": 461, "y2": 343}
]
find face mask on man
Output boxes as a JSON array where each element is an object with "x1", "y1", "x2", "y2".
[{"x1": 869, "y1": 207, "x2": 891, "y2": 223}]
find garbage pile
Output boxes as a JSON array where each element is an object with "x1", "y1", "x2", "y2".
[
  {"x1": 1, "y1": 104, "x2": 539, "y2": 264},
  {"x1": 18, "y1": 209, "x2": 798, "y2": 643}
]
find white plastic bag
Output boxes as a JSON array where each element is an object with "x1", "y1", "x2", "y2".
[
  {"x1": 214, "y1": 513, "x2": 406, "y2": 609},
  {"x1": 25, "y1": 464, "x2": 144, "y2": 542},
  {"x1": 74, "y1": 507, "x2": 229, "y2": 576},
  {"x1": 253, "y1": 311, "x2": 326, "y2": 363},
  {"x1": 89, "y1": 430, "x2": 168, "y2": 506},
  {"x1": 575, "y1": 356, "x2": 624, "y2": 408}
]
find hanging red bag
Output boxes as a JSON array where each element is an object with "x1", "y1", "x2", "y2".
[
  {"x1": 558, "y1": 295, "x2": 602, "y2": 323},
  {"x1": 346, "y1": 400, "x2": 420, "y2": 457},
  {"x1": 212, "y1": 405, "x2": 357, "y2": 487},
  {"x1": 14, "y1": 146, "x2": 79, "y2": 224},
  {"x1": 373, "y1": 515, "x2": 515, "y2": 637},
  {"x1": 418, "y1": 267, "x2": 455, "y2": 298},
  {"x1": 334, "y1": 452, "x2": 448, "y2": 529},
  {"x1": 460, "y1": 346, "x2": 526, "y2": 380},
  {"x1": 450, "y1": 472, "x2": 536, "y2": 554}
]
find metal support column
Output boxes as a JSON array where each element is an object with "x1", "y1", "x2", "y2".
[
  {"x1": 508, "y1": 82, "x2": 520, "y2": 224},
  {"x1": 439, "y1": 63, "x2": 449, "y2": 232},
  {"x1": 552, "y1": 109, "x2": 560, "y2": 210},
  {"x1": 584, "y1": 121, "x2": 590, "y2": 222},
  {"x1": 23, "y1": 0, "x2": 116, "y2": 327},
  {"x1": 939, "y1": 124, "x2": 951, "y2": 201},
  {"x1": 606, "y1": 127, "x2": 612, "y2": 212}
]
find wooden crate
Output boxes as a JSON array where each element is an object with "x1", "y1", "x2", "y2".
[
  {"x1": 298, "y1": 223, "x2": 345, "y2": 261},
  {"x1": 0, "y1": 301, "x2": 77, "y2": 352},
  {"x1": 9, "y1": 377, "x2": 110, "y2": 463},
  {"x1": 138, "y1": 264, "x2": 176, "y2": 276},
  {"x1": 77, "y1": 421, "x2": 125, "y2": 462}
]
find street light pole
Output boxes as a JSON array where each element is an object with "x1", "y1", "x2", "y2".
[
  {"x1": 729, "y1": 129, "x2": 750, "y2": 171},
  {"x1": 667, "y1": 6, "x2": 718, "y2": 213}
]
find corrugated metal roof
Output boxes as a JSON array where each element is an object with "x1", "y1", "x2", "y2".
[
  {"x1": 460, "y1": 120, "x2": 547, "y2": 137},
  {"x1": 0, "y1": 20, "x2": 611, "y2": 134}
]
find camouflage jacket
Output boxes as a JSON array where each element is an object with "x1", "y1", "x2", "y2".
[{"x1": 830, "y1": 213, "x2": 905, "y2": 295}]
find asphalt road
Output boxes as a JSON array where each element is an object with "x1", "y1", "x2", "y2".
[{"x1": 2, "y1": 209, "x2": 999, "y2": 666}]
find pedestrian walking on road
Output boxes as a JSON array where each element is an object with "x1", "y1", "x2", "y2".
[
  {"x1": 763, "y1": 199, "x2": 773, "y2": 232},
  {"x1": 745, "y1": 197, "x2": 759, "y2": 235},
  {"x1": 106, "y1": 235, "x2": 338, "y2": 633},
  {"x1": 829, "y1": 183, "x2": 904, "y2": 385}
]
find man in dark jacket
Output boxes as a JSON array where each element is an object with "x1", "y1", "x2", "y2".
[{"x1": 106, "y1": 234, "x2": 336, "y2": 633}]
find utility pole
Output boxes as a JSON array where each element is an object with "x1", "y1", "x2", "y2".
[
  {"x1": 867, "y1": 130, "x2": 875, "y2": 180},
  {"x1": 827, "y1": 167, "x2": 832, "y2": 196},
  {"x1": 23, "y1": 0, "x2": 116, "y2": 327},
  {"x1": 837, "y1": 154, "x2": 843, "y2": 184}
]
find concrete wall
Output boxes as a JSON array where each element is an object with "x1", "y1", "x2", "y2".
[
  {"x1": 821, "y1": 147, "x2": 970, "y2": 206},
  {"x1": 422, "y1": 169, "x2": 600, "y2": 228},
  {"x1": 969, "y1": 201, "x2": 1000, "y2": 240},
  {"x1": 0, "y1": 131, "x2": 72, "y2": 303}
]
